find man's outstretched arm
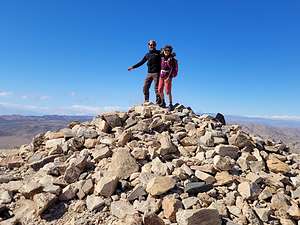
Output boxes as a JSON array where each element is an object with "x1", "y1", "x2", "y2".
[{"x1": 128, "y1": 55, "x2": 147, "y2": 71}]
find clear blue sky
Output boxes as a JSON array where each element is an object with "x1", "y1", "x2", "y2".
[{"x1": 0, "y1": 0, "x2": 299, "y2": 118}]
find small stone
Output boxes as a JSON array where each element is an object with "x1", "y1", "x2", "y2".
[
  {"x1": 199, "y1": 132, "x2": 214, "y2": 147},
  {"x1": 291, "y1": 187, "x2": 300, "y2": 199},
  {"x1": 227, "y1": 206, "x2": 242, "y2": 217},
  {"x1": 228, "y1": 131, "x2": 253, "y2": 149},
  {"x1": 248, "y1": 160, "x2": 266, "y2": 173},
  {"x1": 258, "y1": 187, "x2": 273, "y2": 200},
  {"x1": 93, "y1": 118, "x2": 109, "y2": 133},
  {"x1": 237, "y1": 182, "x2": 261, "y2": 200},
  {"x1": 176, "y1": 208, "x2": 221, "y2": 225},
  {"x1": 287, "y1": 203, "x2": 300, "y2": 220},
  {"x1": 45, "y1": 131, "x2": 65, "y2": 140},
  {"x1": 214, "y1": 171, "x2": 234, "y2": 186},
  {"x1": 0, "y1": 191, "x2": 12, "y2": 204},
  {"x1": 151, "y1": 157, "x2": 169, "y2": 176},
  {"x1": 101, "y1": 112, "x2": 123, "y2": 129},
  {"x1": 162, "y1": 196, "x2": 183, "y2": 222},
  {"x1": 92, "y1": 145, "x2": 112, "y2": 162},
  {"x1": 20, "y1": 182, "x2": 43, "y2": 199},
  {"x1": 117, "y1": 130, "x2": 132, "y2": 146},
  {"x1": 143, "y1": 213, "x2": 165, "y2": 225},
  {"x1": 94, "y1": 175, "x2": 118, "y2": 197},
  {"x1": 182, "y1": 197, "x2": 199, "y2": 209},
  {"x1": 134, "y1": 195, "x2": 162, "y2": 214},
  {"x1": 158, "y1": 132, "x2": 177, "y2": 155},
  {"x1": 271, "y1": 193, "x2": 289, "y2": 211},
  {"x1": 108, "y1": 148, "x2": 139, "y2": 179},
  {"x1": 45, "y1": 138, "x2": 65, "y2": 150},
  {"x1": 60, "y1": 184, "x2": 78, "y2": 201},
  {"x1": 195, "y1": 171, "x2": 216, "y2": 184},
  {"x1": 111, "y1": 200, "x2": 137, "y2": 219},
  {"x1": 215, "y1": 144, "x2": 239, "y2": 159},
  {"x1": 184, "y1": 182, "x2": 212, "y2": 195},
  {"x1": 267, "y1": 157, "x2": 290, "y2": 174},
  {"x1": 81, "y1": 179, "x2": 94, "y2": 195},
  {"x1": 254, "y1": 207, "x2": 271, "y2": 222},
  {"x1": 146, "y1": 176, "x2": 176, "y2": 196},
  {"x1": 33, "y1": 192, "x2": 57, "y2": 215},
  {"x1": 213, "y1": 155, "x2": 234, "y2": 171},
  {"x1": 131, "y1": 148, "x2": 147, "y2": 160},
  {"x1": 86, "y1": 195, "x2": 105, "y2": 211},
  {"x1": 84, "y1": 138, "x2": 97, "y2": 148},
  {"x1": 280, "y1": 219, "x2": 296, "y2": 225},
  {"x1": 64, "y1": 164, "x2": 83, "y2": 184},
  {"x1": 76, "y1": 127, "x2": 98, "y2": 139},
  {"x1": 127, "y1": 185, "x2": 147, "y2": 201},
  {"x1": 180, "y1": 136, "x2": 198, "y2": 147}
]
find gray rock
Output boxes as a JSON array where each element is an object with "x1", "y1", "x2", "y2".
[
  {"x1": 86, "y1": 195, "x2": 105, "y2": 211},
  {"x1": 182, "y1": 197, "x2": 199, "y2": 209},
  {"x1": 94, "y1": 176, "x2": 118, "y2": 197},
  {"x1": 92, "y1": 145, "x2": 112, "y2": 162},
  {"x1": 33, "y1": 192, "x2": 57, "y2": 215},
  {"x1": 215, "y1": 144, "x2": 239, "y2": 159},
  {"x1": 146, "y1": 176, "x2": 176, "y2": 196},
  {"x1": 158, "y1": 132, "x2": 177, "y2": 155},
  {"x1": 213, "y1": 155, "x2": 234, "y2": 171},
  {"x1": 199, "y1": 132, "x2": 214, "y2": 147},
  {"x1": 108, "y1": 148, "x2": 139, "y2": 179},
  {"x1": 184, "y1": 182, "x2": 213, "y2": 195},
  {"x1": 101, "y1": 112, "x2": 123, "y2": 129},
  {"x1": 111, "y1": 200, "x2": 137, "y2": 219},
  {"x1": 127, "y1": 185, "x2": 147, "y2": 201}
]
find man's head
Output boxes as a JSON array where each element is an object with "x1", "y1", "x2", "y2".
[{"x1": 148, "y1": 40, "x2": 157, "y2": 50}]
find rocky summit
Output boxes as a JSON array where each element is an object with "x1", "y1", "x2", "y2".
[{"x1": 0, "y1": 103, "x2": 300, "y2": 225}]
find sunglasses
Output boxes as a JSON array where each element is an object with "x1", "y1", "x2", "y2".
[
  {"x1": 164, "y1": 49, "x2": 170, "y2": 52},
  {"x1": 148, "y1": 44, "x2": 155, "y2": 46}
]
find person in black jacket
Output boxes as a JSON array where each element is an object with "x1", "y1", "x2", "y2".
[{"x1": 128, "y1": 40, "x2": 161, "y2": 104}]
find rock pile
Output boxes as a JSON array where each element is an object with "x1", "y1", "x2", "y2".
[{"x1": 0, "y1": 103, "x2": 300, "y2": 225}]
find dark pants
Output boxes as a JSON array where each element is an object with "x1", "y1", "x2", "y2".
[{"x1": 143, "y1": 73, "x2": 160, "y2": 103}]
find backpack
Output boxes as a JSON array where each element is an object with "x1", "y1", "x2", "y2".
[{"x1": 171, "y1": 58, "x2": 178, "y2": 77}]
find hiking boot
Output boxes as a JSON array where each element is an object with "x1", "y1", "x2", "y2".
[
  {"x1": 168, "y1": 104, "x2": 173, "y2": 111},
  {"x1": 159, "y1": 100, "x2": 166, "y2": 108},
  {"x1": 156, "y1": 96, "x2": 162, "y2": 105}
]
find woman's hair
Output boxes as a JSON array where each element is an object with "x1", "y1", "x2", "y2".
[{"x1": 161, "y1": 45, "x2": 176, "y2": 57}]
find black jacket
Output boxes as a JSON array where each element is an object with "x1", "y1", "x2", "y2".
[{"x1": 132, "y1": 49, "x2": 161, "y2": 73}]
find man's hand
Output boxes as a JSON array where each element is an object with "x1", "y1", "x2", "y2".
[{"x1": 128, "y1": 66, "x2": 134, "y2": 71}]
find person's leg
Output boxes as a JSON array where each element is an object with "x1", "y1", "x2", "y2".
[
  {"x1": 166, "y1": 78, "x2": 173, "y2": 110},
  {"x1": 158, "y1": 77, "x2": 165, "y2": 107},
  {"x1": 153, "y1": 73, "x2": 161, "y2": 104},
  {"x1": 143, "y1": 74, "x2": 153, "y2": 103}
]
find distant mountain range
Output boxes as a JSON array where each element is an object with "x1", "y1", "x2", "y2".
[
  {"x1": 0, "y1": 115, "x2": 92, "y2": 148},
  {"x1": 0, "y1": 114, "x2": 299, "y2": 153}
]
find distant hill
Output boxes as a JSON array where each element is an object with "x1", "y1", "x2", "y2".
[
  {"x1": 0, "y1": 115, "x2": 92, "y2": 148},
  {"x1": 226, "y1": 115, "x2": 300, "y2": 153}
]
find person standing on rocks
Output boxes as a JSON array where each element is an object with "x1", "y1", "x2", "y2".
[
  {"x1": 128, "y1": 40, "x2": 162, "y2": 104},
  {"x1": 158, "y1": 45, "x2": 178, "y2": 111}
]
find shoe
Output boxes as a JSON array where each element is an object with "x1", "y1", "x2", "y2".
[
  {"x1": 159, "y1": 100, "x2": 166, "y2": 108},
  {"x1": 156, "y1": 96, "x2": 162, "y2": 105},
  {"x1": 168, "y1": 104, "x2": 173, "y2": 111}
]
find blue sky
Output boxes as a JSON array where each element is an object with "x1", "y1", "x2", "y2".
[{"x1": 0, "y1": 0, "x2": 299, "y2": 118}]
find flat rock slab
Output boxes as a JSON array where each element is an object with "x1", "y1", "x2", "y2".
[
  {"x1": 146, "y1": 176, "x2": 176, "y2": 196},
  {"x1": 184, "y1": 182, "x2": 213, "y2": 195},
  {"x1": 176, "y1": 208, "x2": 221, "y2": 225}
]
